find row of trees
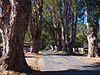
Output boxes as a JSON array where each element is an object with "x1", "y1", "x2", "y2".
[
  {"x1": 0, "y1": 0, "x2": 99, "y2": 72},
  {"x1": 42, "y1": 0, "x2": 100, "y2": 56}
]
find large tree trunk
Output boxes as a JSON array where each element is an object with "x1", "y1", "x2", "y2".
[
  {"x1": 87, "y1": 26, "x2": 98, "y2": 57},
  {"x1": 0, "y1": 0, "x2": 10, "y2": 56},
  {"x1": 93, "y1": 0, "x2": 100, "y2": 56},
  {"x1": 85, "y1": 4, "x2": 98, "y2": 57},
  {"x1": 0, "y1": 0, "x2": 31, "y2": 71}
]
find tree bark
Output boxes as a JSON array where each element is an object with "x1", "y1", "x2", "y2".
[
  {"x1": 57, "y1": 24, "x2": 62, "y2": 51},
  {"x1": 57, "y1": 0, "x2": 64, "y2": 51},
  {"x1": 85, "y1": 4, "x2": 98, "y2": 57},
  {"x1": 63, "y1": 1, "x2": 70, "y2": 53},
  {"x1": 87, "y1": 26, "x2": 98, "y2": 57},
  {"x1": 70, "y1": 15, "x2": 77, "y2": 54},
  {"x1": 30, "y1": 0, "x2": 43, "y2": 53},
  {"x1": 0, "y1": 0, "x2": 31, "y2": 71}
]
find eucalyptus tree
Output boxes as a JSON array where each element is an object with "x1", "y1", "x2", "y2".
[
  {"x1": 30, "y1": 0, "x2": 43, "y2": 53},
  {"x1": 0, "y1": 0, "x2": 31, "y2": 71},
  {"x1": 62, "y1": 0, "x2": 71, "y2": 53},
  {"x1": 43, "y1": 0, "x2": 64, "y2": 51},
  {"x1": 84, "y1": 0, "x2": 100, "y2": 57},
  {"x1": 62, "y1": 0, "x2": 78, "y2": 54},
  {"x1": 56, "y1": 0, "x2": 64, "y2": 51},
  {"x1": 70, "y1": 0, "x2": 78, "y2": 52}
]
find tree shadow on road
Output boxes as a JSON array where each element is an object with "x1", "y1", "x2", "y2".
[
  {"x1": 43, "y1": 53, "x2": 86, "y2": 56},
  {"x1": 82, "y1": 63, "x2": 100, "y2": 69},
  {"x1": 27, "y1": 62, "x2": 100, "y2": 75},
  {"x1": 12, "y1": 63, "x2": 100, "y2": 75},
  {"x1": 3, "y1": 68, "x2": 99, "y2": 75},
  {"x1": 43, "y1": 53, "x2": 67, "y2": 56},
  {"x1": 27, "y1": 69, "x2": 100, "y2": 75},
  {"x1": 41, "y1": 69, "x2": 100, "y2": 75}
]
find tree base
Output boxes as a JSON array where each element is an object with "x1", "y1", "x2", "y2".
[{"x1": 0, "y1": 65, "x2": 33, "y2": 73}]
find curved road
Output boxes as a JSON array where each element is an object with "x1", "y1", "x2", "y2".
[{"x1": 39, "y1": 51, "x2": 100, "y2": 75}]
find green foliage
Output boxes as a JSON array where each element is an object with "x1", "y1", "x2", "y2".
[
  {"x1": 75, "y1": 32, "x2": 88, "y2": 48},
  {"x1": 98, "y1": 32, "x2": 100, "y2": 42},
  {"x1": 41, "y1": 31, "x2": 52, "y2": 49},
  {"x1": 75, "y1": 24, "x2": 88, "y2": 48},
  {"x1": 24, "y1": 0, "x2": 100, "y2": 50},
  {"x1": 25, "y1": 26, "x2": 31, "y2": 43},
  {"x1": 41, "y1": 0, "x2": 60, "y2": 49}
]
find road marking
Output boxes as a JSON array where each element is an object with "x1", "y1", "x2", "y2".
[
  {"x1": 73, "y1": 57, "x2": 92, "y2": 64},
  {"x1": 55, "y1": 57, "x2": 76, "y2": 68}
]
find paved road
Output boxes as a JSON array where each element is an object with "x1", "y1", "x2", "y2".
[{"x1": 39, "y1": 51, "x2": 100, "y2": 75}]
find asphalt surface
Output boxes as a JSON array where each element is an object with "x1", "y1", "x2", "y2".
[{"x1": 39, "y1": 51, "x2": 100, "y2": 75}]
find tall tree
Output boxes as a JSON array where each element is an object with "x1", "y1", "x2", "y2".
[
  {"x1": 70, "y1": 0, "x2": 78, "y2": 53},
  {"x1": 62, "y1": 0, "x2": 77, "y2": 54},
  {"x1": 56, "y1": 0, "x2": 63, "y2": 51},
  {"x1": 85, "y1": 0, "x2": 99, "y2": 57},
  {"x1": 43, "y1": 0, "x2": 64, "y2": 51},
  {"x1": 30, "y1": 0, "x2": 43, "y2": 53},
  {"x1": 0, "y1": 0, "x2": 31, "y2": 71},
  {"x1": 93, "y1": 0, "x2": 100, "y2": 56},
  {"x1": 63, "y1": 0, "x2": 70, "y2": 53}
]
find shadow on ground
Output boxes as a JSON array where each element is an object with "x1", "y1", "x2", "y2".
[
  {"x1": 82, "y1": 63, "x2": 100, "y2": 69},
  {"x1": 28, "y1": 69, "x2": 100, "y2": 75},
  {"x1": 43, "y1": 53, "x2": 85, "y2": 56},
  {"x1": 25, "y1": 56, "x2": 37, "y2": 58},
  {"x1": 28, "y1": 62, "x2": 100, "y2": 75},
  {"x1": 0, "y1": 62, "x2": 100, "y2": 75}
]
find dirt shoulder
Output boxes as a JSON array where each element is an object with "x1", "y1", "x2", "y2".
[
  {"x1": 0, "y1": 52, "x2": 42, "y2": 75},
  {"x1": 76, "y1": 56, "x2": 100, "y2": 64},
  {"x1": 25, "y1": 52, "x2": 42, "y2": 71}
]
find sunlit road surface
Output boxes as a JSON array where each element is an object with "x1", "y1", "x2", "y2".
[{"x1": 39, "y1": 51, "x2": 100, "y2": 75}]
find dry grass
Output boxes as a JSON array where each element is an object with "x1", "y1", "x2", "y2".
[
  {"x1": 76, "y1": 56, "x2": 100, "y2": 64},
  {"x1": 0, "y1": 71, "x2": 27, "y2": 75},
  {"x1": 0, "y1": 52, "x2": 42, "y2": 75},
  {"x1": 25, "y1": 52, "x2": 42, "y2": 71}
]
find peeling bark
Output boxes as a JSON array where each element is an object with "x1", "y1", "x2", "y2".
[
  {"x1": 30, "y1": 0, "x2": 43, "y2": 53},
  {"x1": 87, "y1": 26, "x2": 98, "y2": 57},
  {"x1": 85, "y1": 6, "x2": 98, "y2": 57},
  {"x1": 0, "y1": 0, "x2": 31, "y2": 71}
]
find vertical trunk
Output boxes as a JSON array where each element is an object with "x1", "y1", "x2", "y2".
[
  {"x1": 93, "y1": 0, "x2": 100, "y2": 56},
  {"x1": 94, "y1": 17, "x2": 99, "y2": 56},
  {"x1": 53, "y1": 18, "x2": 57, "y2": 46},
  {"x1": 30, "y1": 12, "x2": 38, "y2": 53},
  {"x1": 86, "y1": 4, "x2": 98, "y2": 57},
  {"x1": 63, "y1": 1, "x2": 70, "y2": 53},
  {"x1": 57, "y1": 0, "x2": 63, "y2": 51},
  {"x1": 86, "y1": 10, "x2": 94, "y2": 57},
  {"x1": 0, "y1": 29, "x2": 5, "y2": 56},
  {"x1": 0, "y1": 0, "x2": 10, "y2": 56},
  {"x1": 87, "y1": 26, "x2": 98, "y2": 57},
  {"x1": 70, "y1": 15, "x2": 77, "y2": 54},
  {"x1": 30, "y1": 0, "x2": 43, "y2": 53},
  {"x1": 57, "y1": 24, "x2": 62, "y2": 51},
  {"x1": 1, "y1": 0, "x2": 31, "y2": 71}
]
